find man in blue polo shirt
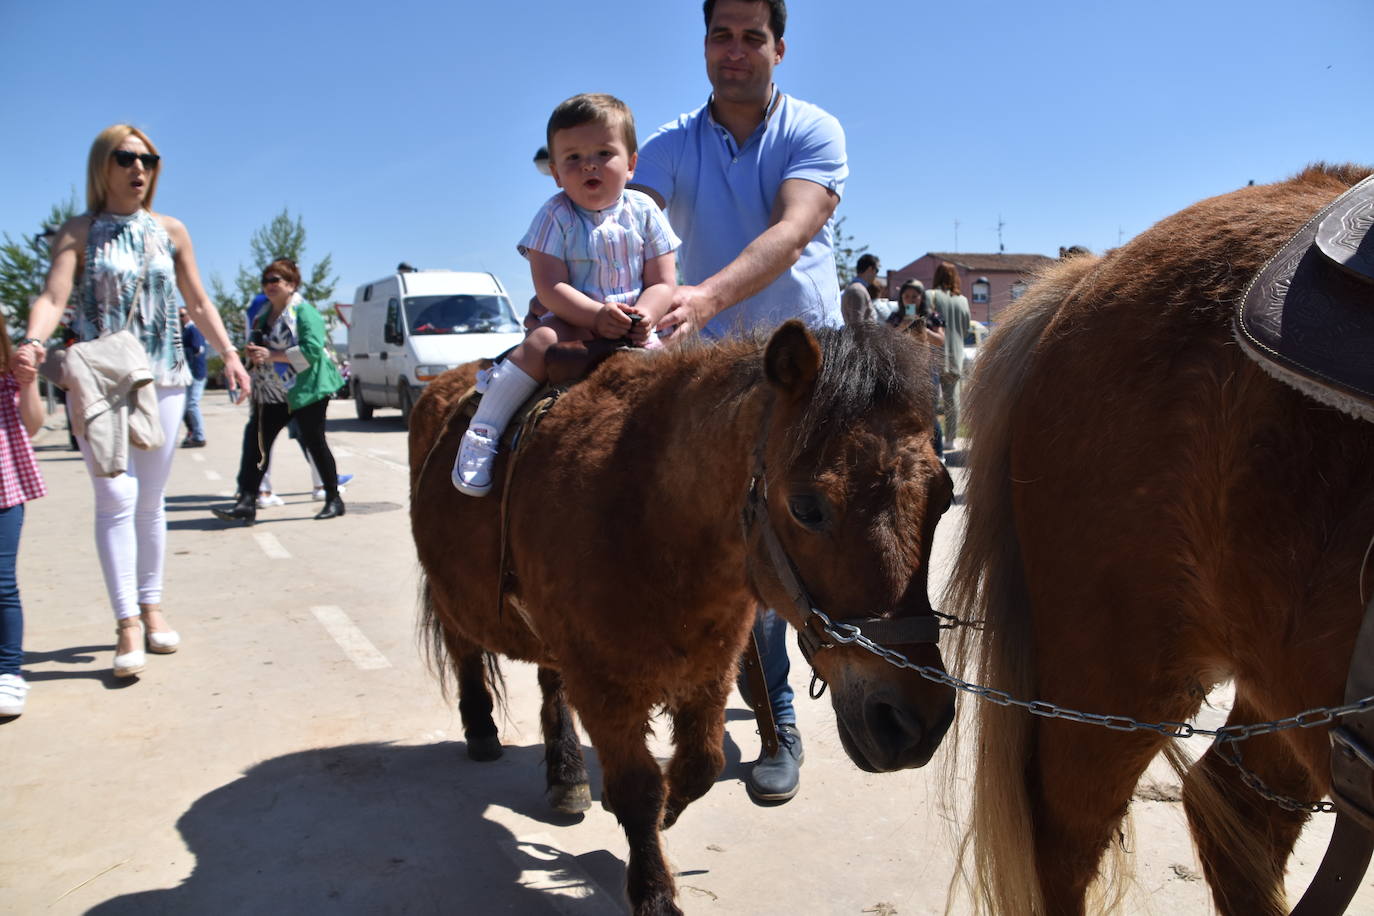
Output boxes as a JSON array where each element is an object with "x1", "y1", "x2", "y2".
[{"x1": 631, "y1": 0, "x2": 847, "y2": 804}]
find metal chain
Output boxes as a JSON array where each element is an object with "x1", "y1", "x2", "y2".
[
  {"x1": 1216, "y1": 739, "x2": 1337, "y2": 814},
  {"x1": 808, "y1": 609, "x2": 1374, "y2": 812}
]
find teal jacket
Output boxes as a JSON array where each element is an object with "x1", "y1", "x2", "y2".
[{"x1": 254, "y1": 299, "x2": 344, "y2": 412}]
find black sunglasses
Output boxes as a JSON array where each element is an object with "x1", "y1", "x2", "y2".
[
  {"x1": 110, "y1": 150, "x2": 160, "y2": 169},
  {"x1": 262, "y1": 276, "x2": 284, "y2": 286}
]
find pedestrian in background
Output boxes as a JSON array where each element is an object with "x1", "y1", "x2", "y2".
[
  {"x1": 243, "y1": 293, "x2": 353, "y2": 508},
  {"x1": 0, "y1": 333, "x2": 48, "y2": 717},
  {"x1": 212, "y1": 259, "x2": 345, "y2": 525},
  {"x1": 928, "y1": 261, "x2": 970, "y2": 452},
  {"x1": 179, "y1": 307, "x2": 207, "y2": 447},
  {"x1": 18, "y1": 123, "x2": 252, "y2": 678},
  {"x1": 895, "y1": 278, "x2": 945, "y2": 456},
  {"x1": 840, "y1": 253, "x2": 880, "y2": 326}
]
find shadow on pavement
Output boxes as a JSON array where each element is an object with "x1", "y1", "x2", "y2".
[
  {"x1": 88, "y1": 741, "x2": 629, "y2": 915},
  {"x1": 327, "y1": 416, "x2": 406, "y2": 434}
]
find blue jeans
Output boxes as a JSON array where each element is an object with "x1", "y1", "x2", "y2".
[
  {"x1": 0, "y1": 504, "x2": 26, "y2": 677},
  {"x1": 753, "y1": 607, "x2": 795, "y2": 727},
  {"x1": 184, "y1": 376, "x2": 207, "y2": 441}
]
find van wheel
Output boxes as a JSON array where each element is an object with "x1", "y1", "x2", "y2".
[
  {"x1": 399, "y1": 382, "x2": 414, "y2": 429},
  {"x1": 354, "y1": 381, "x2": 373, "y2": 421}
]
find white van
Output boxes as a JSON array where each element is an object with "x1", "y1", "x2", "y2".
[{"x1": 347, "y1": 268, "x2": 525, "y2": 424}]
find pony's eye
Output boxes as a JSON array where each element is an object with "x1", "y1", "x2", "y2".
[{"x1": 788, "y1": 494, "x2": 826, "y2": 529}]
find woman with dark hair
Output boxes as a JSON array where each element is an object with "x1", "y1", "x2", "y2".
[
  {"x1": 212, "y1": 258, "x2": 345, "y2": 525},
  {"x1": 18, "y1": 123, "x2": 252, "y2": 678},
  {"x1": 894, "y1": 278, "x2": 947, "y2": 455},
  {"x1": 928, "y1": 261, "x2": 970, "y2": 452}
]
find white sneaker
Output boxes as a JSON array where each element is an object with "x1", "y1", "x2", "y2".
[
  {"x1": 313, "y1": 473, "x2": 354, "y2": 501},
  {"x1": 0, "y1": 673, "x2": 28, "y2": 717},
  {"x1": 256, "y1": 492, "x2": 285, "y2": 509},
  {"x1": 453, "y1": 425, "x2": 499, "y2": 496}
]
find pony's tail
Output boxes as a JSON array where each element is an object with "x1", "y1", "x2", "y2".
[
  {"x1": 942, "y1": 255, "x2": 1101, "y2": 915},
  {"x1": 418, "y1": 569, "x2": 506, "y2": 714}
]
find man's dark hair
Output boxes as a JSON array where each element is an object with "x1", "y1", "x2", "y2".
[
  {"x1": 703, "y1": 0, "x2": 786, "y2": 40},
  {"x1": 856, "y1": 253, "x2": 880, "y2": 275}
]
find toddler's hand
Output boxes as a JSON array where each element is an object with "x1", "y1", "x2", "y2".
[
  {"x1": 623, "y1": 308, "x2": 650, "y2": 346},
  {"x1": 594, "y1": 304, "x2": 633, "y2": 339}
]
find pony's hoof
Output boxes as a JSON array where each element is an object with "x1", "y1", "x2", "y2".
[
  {"x1": 465, "y1": 734, "x2": 503, "y2": 761},
  {"x1": 549, "y1": 781, "x2": 592, "y2": 815}
]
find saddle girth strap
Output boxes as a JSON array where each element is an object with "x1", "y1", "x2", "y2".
[
  {"x1": 1290, "y1": 588, "x2": 1374, "y2": 916},
  {"x1": 495, "y1": 388, "x2": 563, "y2": 620},
  {"x1": 742, "y1": 631, "x2": 779, "y2": 758}
]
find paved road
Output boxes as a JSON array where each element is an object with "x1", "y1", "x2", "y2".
[{"x1": 3, "y1": 392, "x2": 1369, "y2": 914}]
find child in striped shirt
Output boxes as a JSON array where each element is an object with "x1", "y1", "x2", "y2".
[{"x1": 453, "y1": 93, "x2": 679, "y2": 496}]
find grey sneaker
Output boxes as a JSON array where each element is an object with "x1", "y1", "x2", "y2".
[
  {"x1": 746, "y1": 723, "x2": 803, "y2": 802},
  {"x1": 0, "y1": 673, "x2": 29, "y2": 717},
  {"x1": 453, "y1": 425, "x2": 499, "y2": 496}
]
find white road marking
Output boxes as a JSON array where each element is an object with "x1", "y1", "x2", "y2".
[
  {"x1": 190, "y1": 453, "x2": 205, "y2": 463},
  {"x1": 357, "y1": 450, "x2": 407, "y2": 473},
  {"x1": 204, "y1": 470, "x2": 222, "y2": 481},
  {"x1": 253, "y1": 532, "x2": 292, "y2": 559},
  {"x1": 310, "y1": 605, "x2": 391, "y2": 670},
  {"x1": 501, "y1": 833, "x2": 618, "y2": 915},
  {"x1": 332, "y1": 447, "x2": 354, "y2": 458}
]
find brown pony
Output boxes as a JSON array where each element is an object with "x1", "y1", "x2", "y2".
[
  {"x1": 946, "y1": 164, "x2": 1374, "y2": 914},
  {"x1": 410, "y1": 321, "x2": 957, "y2": 915}
]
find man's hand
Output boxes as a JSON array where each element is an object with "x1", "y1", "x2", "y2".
[{"x1": 655, "y1": 285, "x2": 720, "y2": 345}]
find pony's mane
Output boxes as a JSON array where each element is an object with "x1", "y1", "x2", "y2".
[{"x1": 705, "y1": 323, "x2": 935, "y2": 462}]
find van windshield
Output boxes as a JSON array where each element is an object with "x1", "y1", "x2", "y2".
[{"x1": 406, "y1": 295, "x2": 520, "y2": 335}]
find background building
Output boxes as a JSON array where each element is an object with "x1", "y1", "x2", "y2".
[{"x1": 886, "y1": 252, "x2": 1055, "y2": 326}]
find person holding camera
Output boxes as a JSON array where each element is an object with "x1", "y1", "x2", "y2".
[{"x1": 212, "y1": 259, "x2": 345, "y2": 525}]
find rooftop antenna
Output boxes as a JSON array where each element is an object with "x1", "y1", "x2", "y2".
[
  {"x1": 1118, "y1": 226, "x2": 1125, "y2": 246},
  {"x1": 995, "y1": 215, "x2": 1006, "y2": 254},
  {"x1": 953, "y1": 219, "x2": 960, "y2": 253}
]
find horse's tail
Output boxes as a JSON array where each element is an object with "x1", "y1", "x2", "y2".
[
  {"x1": 417, "y1": 569, "x2": 506, "y2": 713},
  {"x1": 942, "y1": 253, "x2": 1103, "y2": 915}
]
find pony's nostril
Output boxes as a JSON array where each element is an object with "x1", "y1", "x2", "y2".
[{"x1": 867, "y1": 699, "x2": 924, "y2": 752}]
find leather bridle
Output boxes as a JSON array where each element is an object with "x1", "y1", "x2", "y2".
[{"x1": 739, "y1": 396, "x2": 943, "y2": 677}]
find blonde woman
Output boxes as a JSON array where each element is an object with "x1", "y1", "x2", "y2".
[{"x1": 17, "y1": 124, "x2": 251, "y2": 678}]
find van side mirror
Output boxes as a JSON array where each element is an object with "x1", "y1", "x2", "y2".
[{"x1": 384, "y1": 300, "x2": 404, "y2": 345}]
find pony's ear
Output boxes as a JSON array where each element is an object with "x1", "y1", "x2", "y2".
[{"x1": 764, "y1": 319, "x2": 822, "y2": 401}]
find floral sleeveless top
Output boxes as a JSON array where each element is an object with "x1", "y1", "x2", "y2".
[{"x1": 77, "y1": 209, "x2": 190, "y2": 387}]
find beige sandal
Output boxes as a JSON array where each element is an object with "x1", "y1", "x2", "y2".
[
  {"x1": 140, "y1": 606, "x2": 180, "y2": 654},
  {"x1": 113, "y1": 618, "x2": 146, "y2": 678}
]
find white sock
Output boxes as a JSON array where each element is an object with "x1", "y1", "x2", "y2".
[{"x1": 470, "y1": 361, "x2": 540, "y2": 438}]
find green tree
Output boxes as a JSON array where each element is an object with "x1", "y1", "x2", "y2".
[
  {"x1": 0, "y1": 196, "x2": 80, "y2": 337},
  {"x1": 832, "y1": 214, "x2": 869, "y2": 290},
  {"x1": 221, "y1": 207, "x2": 339, "y2": 340}
]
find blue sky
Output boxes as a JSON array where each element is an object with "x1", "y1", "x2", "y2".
[{"x1": 3, "y1": 0, "x2": 1371, "y2": 314}]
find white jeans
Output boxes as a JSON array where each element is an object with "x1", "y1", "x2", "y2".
[{"x1": 76, "y1": 386, "x2": 185, "y2": 621}]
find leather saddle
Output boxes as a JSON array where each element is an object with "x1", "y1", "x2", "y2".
[
  {"x1": 454, "y1": 337, "x2": 640, "y2": 453},
  {"x1": 1235, "y1": 174, "x2": 1374, "y2": 422}
]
